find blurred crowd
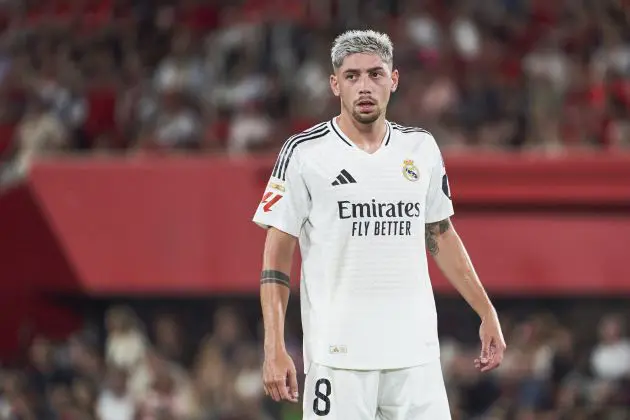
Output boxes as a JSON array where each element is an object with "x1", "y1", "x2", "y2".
[
  {"x1": 444, "y1": 312, "x2": 630, "y2": 420},
  {"x1": 0, "y1": 305, "x2": 297, "y2": 420},
  {"x1": 0, "y1": 2, "x2": 628, "y2": 419},
  {"x1": 0, "y1": 0, "x2": 628, "y2": 184},
  {"x1": 0, "y1": 301, "x2": 629, "y2": 420}
]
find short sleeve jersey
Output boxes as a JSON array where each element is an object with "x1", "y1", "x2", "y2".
[{"x1": 253, "y1": 118, "x2": 454, "y2": 371}]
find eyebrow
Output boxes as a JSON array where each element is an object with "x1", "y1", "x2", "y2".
[{"x1": 343, "y1": 66, "x2": 387, "y2": 74}]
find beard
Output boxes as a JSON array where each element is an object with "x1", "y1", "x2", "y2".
[{"x1": 351, "y1": 105, "x2": 381, "y2": 124}]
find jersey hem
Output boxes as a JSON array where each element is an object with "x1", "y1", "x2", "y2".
[{"x1": 308, "y1": 354, "x2": 441, "y2": 372}]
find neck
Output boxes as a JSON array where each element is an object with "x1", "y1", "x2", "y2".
[{"x1": 336, "y1": 111, "x2": 387, "y2": 153}]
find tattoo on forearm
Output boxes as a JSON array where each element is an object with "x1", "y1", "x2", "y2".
[
  {"x1": 260, "y1": 270, "x2": 290, "y2": 288},
  {"x1": 425, "y1": 218, "x2": 451, "y2": 256}
]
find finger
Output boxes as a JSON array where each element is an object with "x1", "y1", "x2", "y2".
[
  {"x1": 267, "y1": 386, "x2": 277, "y2": 400},
  {"x1": 269, "y1": 382, "x2": 282, "y2": 402},
  {"x1": 288, "y1": 369, "x2": 299, "y2": 402},
  {"x1": 265, "y1": 376, "x2": 282, "y2": 402},
  {"x1": 474, "y1": 358, "x2": 488, "y2": 371},
  {"x1": 262, "y1": 373, "x2": 269, "y2": 396},
  {"x1": 275, "y1": 376, "x2": 292, "y2": 401},
  {"x1": 482, "y1": 344, "x2": 505, "y2": 372},
  {"x1": 264, "y1": 381, "x2": 275, "y2": 401}
]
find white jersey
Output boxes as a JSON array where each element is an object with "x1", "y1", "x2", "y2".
[{"x1": 252, "y1": 117, "x2": 454, "y2": 371}]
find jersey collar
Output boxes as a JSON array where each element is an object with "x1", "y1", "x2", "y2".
[{"x1": 330, "y1": 117, "x2": 392, "y2": 151}]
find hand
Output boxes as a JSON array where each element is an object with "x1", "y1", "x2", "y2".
[
  {"x1": 263, "y1": 349, "x2": 299, "y2": 403},
  {"x1": 474, "y1": 309, "x2": 506, "y2": 372}
]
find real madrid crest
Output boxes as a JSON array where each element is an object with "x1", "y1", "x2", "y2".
[{"x1": 402, "y1": 159, "x2": 419, "y2": 182}]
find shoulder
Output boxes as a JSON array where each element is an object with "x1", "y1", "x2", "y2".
[
  {"x1": 281, "y1": 121, "x2": 332, "y2": 158},
  {"x1": 389, "y1": 121, "x2": 438, "y2": 149},
  {"x1": 280, "y1": 121, "x2": 331, "y2": 152},
  {"x1": 389, "y1": 122, "x2": 443, "y2": 161},
  {"x1": 390, "y1": 122, "x2": 433, "y2": 140},
  {"x1": 271, "y1": 121, "x2": 330, "y2": 180}
]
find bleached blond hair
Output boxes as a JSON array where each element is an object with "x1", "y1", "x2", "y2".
[{"x1": 330, "y1": 29, "x2": 394, "y2": 71}]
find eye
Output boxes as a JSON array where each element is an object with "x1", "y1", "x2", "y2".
[
  {"x1": 370, "y1": 71, "x2": 381, "y2": 78},
  {"x1": 345, "y1": 74, "x2": 356, "y2": 80}
]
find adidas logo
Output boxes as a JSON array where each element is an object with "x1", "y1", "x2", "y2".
[{"x1": 332, "y1": 169, "x2": 357, "y2": 186}]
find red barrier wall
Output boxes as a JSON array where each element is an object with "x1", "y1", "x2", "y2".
[
  {"x1": 0, "y1": 185, "x2": 86, "y2": 360},
  {"x1": 0, "y1": 152, "x2": 629, "y2": 360},
  {"x1": 4, "y1": 152, "x2": 629, "y2": 295}
]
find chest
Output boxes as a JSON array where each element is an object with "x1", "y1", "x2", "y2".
[{"x1": 304, "y1": 147, "x2": 432, "y2": 210}]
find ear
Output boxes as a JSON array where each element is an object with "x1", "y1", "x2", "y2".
[
  {"x1": 391, "y1": 69, "x2": 399, "y2": 93},
  {"x1": 330, "y1": 74, "x2": 340, "y2": 97}
]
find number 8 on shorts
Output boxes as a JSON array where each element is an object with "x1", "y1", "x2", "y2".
[{"x1": 312, "y1": 378, "x2": 332, "y2": 416}]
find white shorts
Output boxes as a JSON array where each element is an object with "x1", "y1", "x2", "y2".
[{"x1": 302, "y1": 359, "x2": 451, "y2": 420}]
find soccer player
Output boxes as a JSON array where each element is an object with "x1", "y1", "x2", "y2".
[{"x1": 252, "y1": 29, "x2": 506, "y2": 419}]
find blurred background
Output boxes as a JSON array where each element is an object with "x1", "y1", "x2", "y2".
[{"x1": 0, "y1": 0, "x2": 629, "y2": 419}]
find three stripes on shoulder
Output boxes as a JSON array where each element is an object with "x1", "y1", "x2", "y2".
[
  {"x1": 391, "y1": 123, "x2": 431, "y2": 135},
  {"x1": 271, "y1": 122, "x2": 330, "y2": 182}
]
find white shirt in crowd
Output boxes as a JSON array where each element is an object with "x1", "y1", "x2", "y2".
[
  {"x1": 96, "y1": 389, "x2": 135, "y2": 420},
  {"x1": 106, "y1": 330, "x2": 147, "y2": 369},
  {"x1": 590, "y1": 338, "x2": 630, "y2": 380}
]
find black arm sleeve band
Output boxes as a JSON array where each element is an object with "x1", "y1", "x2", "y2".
[{"x1": 260, "y1": 270, "x2": 290, "y2": 288}]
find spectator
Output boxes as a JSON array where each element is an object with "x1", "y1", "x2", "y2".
[
  {"x1": 154, "y1": 28, "x2": 204, "y2": 96},
  {"x1": 133, "y1": 348, "x2": 199, "y2": 419},
  {"x1": 193, "y1": 338, "x2": 237, "y2": 417},
  {"x1": 46, "y1": 382, "x2": 74, "y2": 420},
  {"x1": 227, "y1": 101, "x2": 273, "y2": 155},
  {"x1": 138, "y1": 90, "x2": 201, "y2": 151},
  {"x1": 97, "y1": 367, "x2": 135, "y2": 420},
  {"x1": 105, "y1": 305, "x2": 147, "y2": 370},
  {"x1": 71, "y1": 377, "x2": 98, "y2": 418},
  {"x1": 233, "y1": 344, "x2": 264, "y2": 404},
  {"x1": 127, "y1": 347, "x2": 191, "y2": 402},
  {"x1": 207, "y1": 305, "x2": 248, "y2": 363},
  {"x1": 590, "y1": 314, "x2": 630, "y2": 381},
  {"x1": 116, "y1": 53, "x2": 157, "y2": 146},
  {"x1": 66, "y1": 334, "x2": 104, "y2": 386},
  {"x1": 25, "y1": 337, "x2": 71, "y2": 401},
  {"x1": 152, "y1": 313, "x2": 187, "y2": 367},
  {"x1": 4, "y1": 95, "x2": 66, "y2": 182},
  {"x1": 0, "y1": 371, "x2": 34, "y2": 420}
]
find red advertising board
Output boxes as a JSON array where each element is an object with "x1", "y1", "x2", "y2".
[
  {"x1": 0, "y1": 152, "x2": 629, "y2": 360},
  {"x1": 0, "y1": 152, "x2": 628, "y2": 296}
]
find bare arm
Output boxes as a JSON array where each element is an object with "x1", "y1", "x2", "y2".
[
  {"x1": 426, "y1": 217, "x2": 506, "y2": 371},
  {"x1": 260, "y1": 226, "x2": 297, "y2": 354},
  {"x1": 260, "y1": 226, "x2": 300, "y2": 402},
  {"x1": 425, "y1": 218, "x2": 493, "y2": 318}
]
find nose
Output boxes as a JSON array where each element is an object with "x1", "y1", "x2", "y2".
[{"x1": 358, "y1": 74, "x2": 372, "y2": 94}]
